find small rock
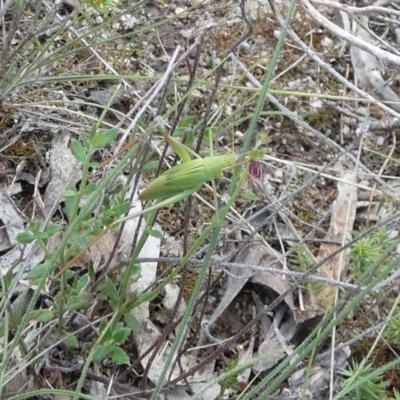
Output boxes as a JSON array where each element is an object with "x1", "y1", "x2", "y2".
[
  {"x1": 180, "y1": 29, "x2": 192, "y2": 39},
  {"x1": 321, "y1": 36, "x2": 333, "y2": 50},
  {"x1": 375, "y1": 136, "x2": 384, "y2": 146},
  {"x1": 175, "y1": 7, "x2": 185, "y2": 14}
]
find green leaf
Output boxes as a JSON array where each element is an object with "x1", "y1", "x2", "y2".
[
  {"x1": 90, "y1": 127, "x2": 118, "y2": 149},
  {"x1": 242, "y1": 192, "x2": 260, "y2": 201},
  {"x1": 107, "y1": 184, "x2": 124, "y2": 195},
  {"x1": 107, "y1": 202, "x2": 130, "y2": 217},
  {"x1": 71, "y1": 231, "x2": 88, "y2": 249},
  {"x1": 109, "y1": 346, "x2": 130, "y2": 365},
  {"x1": 75, "y1": 273, "x2": 90, "y2": 290},
  {"x1": 142, "y1": 160, "x2": 159, "y2": 172},
  {"x1": 64, "y1": 194, "x2": 79, "y2": 220},
  {"x1": 148, "y1": 228, "x2": 163, "y2": 239},
  {"x1": 16, "y1": 232, "x2": 35, "y2": 244},
  {"x1": 124, "y1": 314, "x2": 144, "y2": 333},
  {"x1": 44, "y1": 223, "x2": 62, "y2": 236},
  {"x1": 30, "y1": 309, "x2": 54, "y2": 322},
  {"x1": 71, "y1": 139, "x2": 87, "y2": 163},
  {"x1": 35, "y1": 232, "x2": 48, "y2": 240},
  {"x1": 92, "y1": 344, "x2": 109, "y2": 362},
  {"x1": 185, "y1": 131, "x2": 195, "y2": 148},
  {"x1": 89, "y1": 123, "x2": 98, "y2": 140},
  {"x1": 68, "y1": 293, "x2": 90, "y2": 310},
  {"x1": 113, "y1": 326, "x2": 131, "y2": 344},
  {"x1": 63, "y1": 189, "x2": 78, "y2": 197},
  {"x1": 82, "y1": 182, "x2": 97, "y2": 195},
  {"x1": 143, "y1": 212, "x2": 151, "y2": 224},
  {"x1": 99, "y1": 320, "x2": 113, "y2": 342},
  {"x1": 29, "y1": 221, "x2": 41, "y2": 234},
  {"x1": 174, "y1": 116, "x2": 195, "y2": 137},
  {"x1": 249, "y1": 149, "x2": 266, "y2": 159},
  {"x1": 63, "y1": 334, "x2": 79, "y2": 348},
  {"x1": 98, "y1": 320, "x2": 108, "y2": 334},
  {"x1": 105, "y1": 277, "x2": 119, "y2": 306},
  {"x1": 27, "y1": 262, "x2": 52, "y2": 280}
]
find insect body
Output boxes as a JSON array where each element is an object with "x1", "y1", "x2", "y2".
[
  {"x1": 138, "y1": 127, "x2": 239, "y2": 204},
  {"x1": 139, "y1": 154, "x2": 235, "y2": 201}
]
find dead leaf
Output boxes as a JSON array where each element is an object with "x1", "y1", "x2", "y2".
[
  {"x1": 43, "y1": 132, "x2": 81, "y2": 212},
  {"x1": 0, "y1": 189, "x2": 27, "y2": 248},
  {"x1": 208, "y1": 241, "x2": 295, "y2": 326},
  {"x1": 309, "y1": 167, "x2": 357, "y2": 312}
]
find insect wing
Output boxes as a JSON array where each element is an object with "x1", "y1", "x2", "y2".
[
  {"x1": 139, "y1": 160, "x2": 204, "y2": 201},
  {"x1": 139, "y1": 175, "x2": 168, "y2": 201},
  {"x1": 203, "y1": 155, "x2": 235, "y2": 177}
]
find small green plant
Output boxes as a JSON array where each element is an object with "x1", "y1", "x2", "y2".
[
  {"x1": 385, "y1": 317, "x2": 400, "y2": 345},
  {"x1": 82, "y1": 0, "x2": 116, "y2": 13},
  {"x1": 93, "y1": 321, "x2": 131, "y2": 364},
  {"x1": 349, "y1": 228, "x2": 392, "y2": 277},
  {"x1": 16, "y1": 221, "x2": 62, "y2": 254},
  {"x1": 340, "y1": 361, "x2": 387, "y2": 400},
  {"x1": 219, "y1": 356, "x2": 241, "y2": 397},
  {"x1": 93, "y1": 321, "x2": 131, "y2": 365}
]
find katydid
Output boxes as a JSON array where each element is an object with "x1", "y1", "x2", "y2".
[{"x1": 139, "y1": 129, "x2": 236, "y2": 204}]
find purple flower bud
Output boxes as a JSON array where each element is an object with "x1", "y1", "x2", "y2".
[{"x1": 249, "y1": 160, "x2": 262, "y2": 178}]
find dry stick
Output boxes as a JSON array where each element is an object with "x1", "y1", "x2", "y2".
[
  {"x1": 339, "y1": 63, "x2": 350, "y2": 145},
  {"x1": 358, "y1": 118, "x2": 400, "y2": 132},
  {"x1": 135, "y1": 257, "x2": 363, "y2": 291},
  {"x1": 165, "y1": 210, "x2": 400, "y2": 387},
  {"x1": 322, "y1": 100, "x2": 368, "y2": 123},
  {"x1": 32, "y1": 169, "x2": 47, "y2": 219},
  {"x1": 300, "y1": 0, "x2": 400, "y2": 66},
  {"x1": 310, "y1": 0, "x2": 400, "y2": 17},
  {"x1": 99, "y1": 135, "x2": 142, "y2": 169}
]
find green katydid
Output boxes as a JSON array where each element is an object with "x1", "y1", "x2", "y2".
[{"x1": 139, "y1": 128, "x2": 262, "y2": 207}]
